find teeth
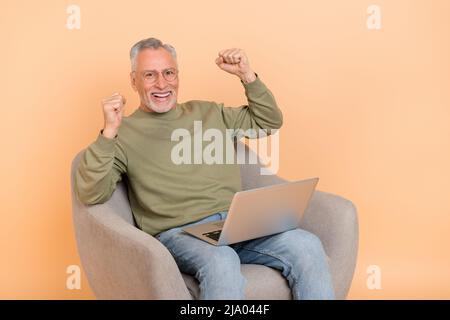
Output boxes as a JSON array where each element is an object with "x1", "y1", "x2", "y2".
[{"x1": 152, "y1": 92, "x2": 170, "y2": 98}]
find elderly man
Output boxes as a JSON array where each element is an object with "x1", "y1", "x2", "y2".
[{"x1": 75, "y1": 37, "x2": 334, "y2": 300}]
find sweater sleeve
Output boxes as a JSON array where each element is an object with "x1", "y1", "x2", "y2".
[
  {"x1": 218, "y1": 75, "x2": 283, "y2": 138},
  {"x1": 74, "y1": 131, "x2": 127, "y2": 205}
]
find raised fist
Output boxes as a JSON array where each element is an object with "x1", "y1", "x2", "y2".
[
  {"x1": 101, "y1": 93, "x2": 126, "y2": 139},
  {"x1": 215, "y1": 48, "x2": 256, "y2": 83}
]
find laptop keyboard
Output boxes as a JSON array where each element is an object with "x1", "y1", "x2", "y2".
[{"x1": 202, "y1": 230, "x2": 222, "y2": 241}]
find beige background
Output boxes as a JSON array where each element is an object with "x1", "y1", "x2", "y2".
[{"x1": 1, "y1": 0, "x2": 449, "y2": 299}]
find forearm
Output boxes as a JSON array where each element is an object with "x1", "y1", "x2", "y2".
[
  {"x1": 242, "y1": 75, "x2": 283, "y2": 131},
  {"x1": 75, "y1": 133, "x2": 126, "y2": 205},
  {"x1": 216, "y1": 49, "x2": 283, "y2": 132}
]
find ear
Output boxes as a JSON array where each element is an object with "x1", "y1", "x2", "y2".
[{"x1": 130, "y1": 71, "x2": 137, "y2": 91}]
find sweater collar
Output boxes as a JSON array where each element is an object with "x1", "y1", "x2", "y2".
[{"x1": 132, "y1": 103, "x2": 183, "y2": 120}]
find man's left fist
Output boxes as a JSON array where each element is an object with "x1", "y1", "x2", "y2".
[{"x1": 215, "y1": 48, "x2": 256, "y2": 83}]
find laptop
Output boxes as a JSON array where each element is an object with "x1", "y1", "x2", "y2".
[{"x1": 182, "y1": 177, "x2": 319, "y2": 246}]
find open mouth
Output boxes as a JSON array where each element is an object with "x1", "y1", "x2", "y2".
[{"x1": 151, "y1": 91, "x2": 172, "y2": 102}]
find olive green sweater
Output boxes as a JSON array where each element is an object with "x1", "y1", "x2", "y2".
[{"x1": 75, "y1": 76, "x2": 283, "y2": 235}]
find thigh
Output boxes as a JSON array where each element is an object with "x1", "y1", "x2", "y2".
[
  {"x1": 233, "y1": 228, "x2": 326, "y2": 269},
  {"x1": 156, "y1": 214, "x2": 239, "y2": 276}
]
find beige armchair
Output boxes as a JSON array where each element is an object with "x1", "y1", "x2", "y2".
[{"x1": 70, "y1": 141, "x2": 358, "y2": 299}]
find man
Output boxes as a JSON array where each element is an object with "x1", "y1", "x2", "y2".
[{"x1": 75, "y1": 37, "x2": 334, "y2": 300}]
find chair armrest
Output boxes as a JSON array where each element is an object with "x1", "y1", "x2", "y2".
[
  {"x1": 301, "y1": 190, "x2": 359, "y2": 299},
  {"x1": 237, "y1": 141, "x2": 359, "y2": 298},
  {"x1": 73, "y1": 203, "x2": 192, "y2": 299}
]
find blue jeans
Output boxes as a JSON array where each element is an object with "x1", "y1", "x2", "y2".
[{"x1": 155, "y1": 210, "x2": 335, "y2": 300}]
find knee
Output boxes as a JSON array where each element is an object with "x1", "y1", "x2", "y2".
[
  {"x1": 287, "y1": 229, "x2": 328, "y2": 263},
  {"x1": 202, "y1": 246, "x2": 241, "y2": 272},
  {"x1": 299, "y1": 229, "x2": 326, "y2": 251},
  {"x1": 197, "y1": 246, "x2": 246, "y2": 300}
]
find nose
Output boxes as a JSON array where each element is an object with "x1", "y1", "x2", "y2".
[{"x1": 154, "y1": 72, "x2": 168, "y2": 89}]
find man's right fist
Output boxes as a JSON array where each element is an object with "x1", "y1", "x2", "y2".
[{"x1": 101, "y1": 93, "x2": 126, "y2": 139}]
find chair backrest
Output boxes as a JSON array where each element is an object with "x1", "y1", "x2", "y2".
[{"x1": 70, "y1": 140, "x2": 286, "y2": 227}]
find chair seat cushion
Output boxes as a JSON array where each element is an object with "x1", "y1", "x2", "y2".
[{"x1": 181, "y1": 264, "x2": 292, "y2": 299}]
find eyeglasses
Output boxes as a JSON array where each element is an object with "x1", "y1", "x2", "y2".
[{"x1": 137, "y1": 68, "x2": 179, "y2": 84}]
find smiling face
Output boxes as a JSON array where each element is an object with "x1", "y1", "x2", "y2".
[{"x1": 130, "y1": 47, "x2": 179, "y2": 113}]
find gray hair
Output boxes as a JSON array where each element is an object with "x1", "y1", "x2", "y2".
[{"x1": 129, "y1": 37, "x2": 177, "y2": 71}]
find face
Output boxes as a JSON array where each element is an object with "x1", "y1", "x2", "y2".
[{"x1": 130, "y1": 47, "x2": 179, "y2": 113}]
